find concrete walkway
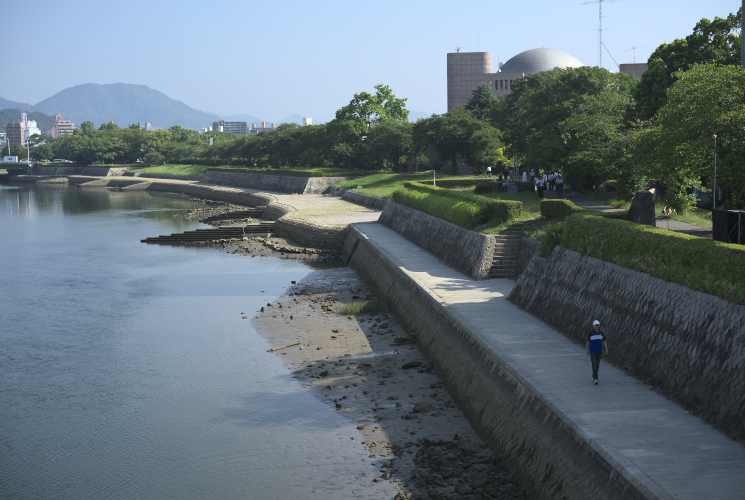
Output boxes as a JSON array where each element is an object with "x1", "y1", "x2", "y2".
[{"x1": 352, "y1": 222, "x2": 745, "y2": 500}]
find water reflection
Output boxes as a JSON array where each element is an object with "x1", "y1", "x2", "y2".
[{"x1": 0, "y1": 182, "x2": 397, "y2": 500}]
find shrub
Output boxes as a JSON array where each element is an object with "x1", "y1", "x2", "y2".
[
  {"x1": 540, "y1": 199, "x2": 584, "y2": 218},
  {"x1": 542, "y1": 213, "x2": 745, "y2": 304},
  {"x1": 393, "y1": 188, "x2": 485, "y2": 228},
  {"x1": 434, "y1": 178, "x2": 484, "y2": 189},
  {"x1": 403, "y1": 182, "x2": 522, "y2": 225}
]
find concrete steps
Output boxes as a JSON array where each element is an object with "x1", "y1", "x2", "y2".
[
  {"x1": 489, "y1": 226, "x2": 523, "y2": 279},
  {"x1": 200, "y1": 208, "x2": 265, "y2": 224},
  {"x1": 141, "y1": 223, "x2": 275, "y2": 244}
]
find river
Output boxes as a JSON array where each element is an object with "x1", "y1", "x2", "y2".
[{"x1": 0, "y1": 181, "x2": 396, "y2": 499}]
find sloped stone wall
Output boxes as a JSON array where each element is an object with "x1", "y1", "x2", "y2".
[
  {"x1": 340, "y1": 190, "x2": 389, "y2": 210},
  {"x1": 378, "y1": 201, "x2": 495, "y2": 280},
  {"x1": 202, "y1": 171, "x2": 348, "y2": 194},
  {"x1": 343, "y1": 226, "x2": 651, "y2": 500},
  {"x1": 29, "y1": 166, "x2": 131, "y2": 176},
  {"x1": 508, "y1": 247, "x2": 745, "y2": 440}
]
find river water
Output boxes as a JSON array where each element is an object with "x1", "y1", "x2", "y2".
[{"x1": 0, "y1": 182, "x2": 396, "y2": 499}]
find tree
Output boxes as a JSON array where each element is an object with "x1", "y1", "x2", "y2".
[
  {"x1": 560, "y1": 88, "x2": 636, "y2": 193},
  {"x1": 630, "y1": 63, "x2": 745, "y2": 210},
  {"x1": 99, "y1": 121, "x2": 119, "y2": 130},
  {"x1": 414, "y1": 108, "x2": 502, "y2": 174},
  {"x1": 465, "y1": 84, "x2": 497, "y2": 119},
  {"x1": 333, "y1": 84, "x2": 409, "y2": 136},
  {"x1": 635, "y1": 9, "x2": 742, "y2": 119},
  {"x1": 79, "y1": 121, "x2": 96, "y2": 136},
  {"x1": 143, "y1": 151, "x2": 165, "y2": 167},
  {"x1": 365, "y1": 121, "x2": 413, "y2": 171},
  {"x1": 492, "y1": 66, "x2": 637, "y2": 188}
]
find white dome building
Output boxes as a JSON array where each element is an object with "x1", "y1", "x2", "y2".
[
  {"x1": 499, "y1": 48, "x2": 584, "y2": 75},
  {"x1": 447, "y1": 48, "x2": 585, "y2": 111}
]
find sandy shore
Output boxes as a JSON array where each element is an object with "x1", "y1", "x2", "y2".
[{"x1": 247, "y1": 251, "x2": 523, "y2": 499}]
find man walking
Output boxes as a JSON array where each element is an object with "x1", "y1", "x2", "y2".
[{"x1": 586, "y1": 320, "x2": 608, "y2": 384}]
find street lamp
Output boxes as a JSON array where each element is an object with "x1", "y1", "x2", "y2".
[{"x1": 713, "y1": 134, "x2": 718, "y2": 210}]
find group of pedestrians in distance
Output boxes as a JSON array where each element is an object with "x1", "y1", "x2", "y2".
[
  {"x1": 486, "y1": 165, "x2": 515, "y2": 181},
  {"x1": 529, "y1": 169, "x2": 564, "y2": 199}
]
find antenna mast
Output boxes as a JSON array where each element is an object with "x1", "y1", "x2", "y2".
[{"x1": 582, "y1": 0, "x2": 619, "y2": 68}]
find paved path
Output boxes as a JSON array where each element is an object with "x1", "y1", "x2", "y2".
[
  {"x1": 352, "y1": 222, "x2": 745, "y2": 500},
  {"x1": 542, "y1": 189, "x2": 714, "y2": 238}
]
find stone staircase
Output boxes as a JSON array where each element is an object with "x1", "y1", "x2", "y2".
[
  {"x1": 141, "y1": 222, "x2": 275, "y2": 244},
  {"x1": 489, "y1": 226, "x2": 523, "y2": 279},
  {"x1": 199, "y1": 208, "x2": 265, "y2": 224}
]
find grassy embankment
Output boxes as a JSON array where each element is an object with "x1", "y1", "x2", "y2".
[
  {"x1": 131, "y1": 164, "x2": 362, "y2": 178},
  {"x1": 336, "y1": 173, "x2": 549, "y2": 236}
]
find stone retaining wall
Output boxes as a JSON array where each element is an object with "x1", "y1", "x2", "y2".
[
  {"x1": 274, "y1": 216, "x2": 349, "y2": 250},
  {"x1": 130, "y1": 172, "x2": 204, "y2": 181},
  {"x1": 340, "y1": 190, "x2": 389, "y2": 210},
  {"x1": 378, "y1": 201, "x2": 495, "y2": 280},
  {"x1": 508, "y1": 247, "x2": 745, "y2": 440},
  {"x1": 343, "y1": 226, "x2": 652, "y2": 500},
  {"x1": 29, "y1": 166, "x2": 131, "y2": 176},
  {"x1": 202, "y1": 171, "x2": 349, "y2": 194}
]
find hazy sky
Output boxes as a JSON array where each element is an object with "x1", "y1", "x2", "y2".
[{"x1": 4, "y1": 0, "x2": 739, "y2": 123}]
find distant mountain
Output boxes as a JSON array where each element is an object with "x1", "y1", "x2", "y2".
[
  {"x1": 30, "y1": 83, "x2": 222, "y2": 130},
  {"x1": 0, "y1": 97, "x2": 28, "y2": 111},
  {"x1": 1, "y1": 83, "x2": 432, "y2": 133}
]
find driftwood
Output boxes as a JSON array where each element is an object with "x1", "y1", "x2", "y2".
[{"x1": 267, "y1": 341, "x2": 300, "y2": 353}]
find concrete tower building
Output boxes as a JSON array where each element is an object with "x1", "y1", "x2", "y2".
[{"x1": 447, "y1": 48, "x2": 585, "y2": 111}]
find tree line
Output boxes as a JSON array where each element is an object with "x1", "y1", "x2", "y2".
[{"x1": 14, "y1": 9, "x2": 743, "y2": 210}]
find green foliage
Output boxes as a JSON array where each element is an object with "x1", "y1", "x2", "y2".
[
  {"x1": 338, "y1": 298, "x2": 388, "y2": 316},
  {"x1": 493, "y1": 66, "x2": 637, "y2": 193},
  {"x1": 465, "y1": 84, "x2": 498, "y2": 119},
  {"x1": 402, "y1": 181, "x2": 522, "y2": 226},
  {"x1": 540, "y1": 221, "x2": 567, "y2": 255},
  {"x1": 413, "y1": 107, "x2": 502, "y2": 174},
  {"x1": 540, "y1": 199, "x2": 584, "y2": 218},
  {"x1": 544, "y1": 213, "x2": 745, "y2": 304},
  {"x1": 630, "y1": 64, "x2": 745, "y2": 210},
  {"x1": 143, "y1": 151, "x2": 165, "y2": 167},
  {"x1": 333, "y1": 84, "x2": 409, "y2": 136},
  {"x1": 432, "y1": 178, "x2": 484, "y2": 189},
  {"x1": 392, "y1": 187, "x2": 485, "y2": 228},
  {"x1": 635, "y1": 9, "x2": 742, "y2": 119}
]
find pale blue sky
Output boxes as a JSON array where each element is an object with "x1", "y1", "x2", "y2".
[{"x1": 3, "y1": 0, "x2": 740, "y2": 123}]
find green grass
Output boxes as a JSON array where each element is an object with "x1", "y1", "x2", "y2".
[
  {"x1": 132, "y1": 164, "x2": 363, "y2": 177},
  {"x1": 335, "y1": 172, "x2": 482, "y2": 199},
  {"x1": 338, "y1": 298, "x2": 388, "y2": 316},
  {"x1": 131, "y1": 164, "x2": 208, "y2": 175},
  {"x1": 335, "y1": 172, "x2": 438, "y2": 199},
  {"x1": 664, "y1": 206, "x2": 713, "y2": 228}
]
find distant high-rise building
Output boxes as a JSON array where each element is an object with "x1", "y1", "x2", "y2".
[
  {"x1": 248, "y1": 122, "x2": 277, "y2": 134},
  {"x1": 213, "y1": 121, "x2": 248, "y2": 135},
  {"x1": 303, "y1": 118, "x2": 312, "y2": 126},
  {"x1": 51, "y1": 113, "x2": 76, "y2": 138},
  {"x1": 5, "y1": 121, "x2": 24, "y2": 146}
]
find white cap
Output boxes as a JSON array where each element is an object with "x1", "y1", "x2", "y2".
[{"x1": 593, "y1": 320, "x2": 600, "y2": 325}]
